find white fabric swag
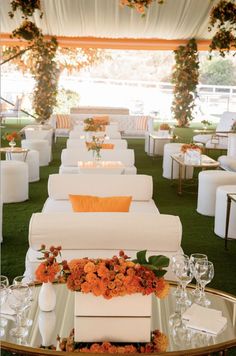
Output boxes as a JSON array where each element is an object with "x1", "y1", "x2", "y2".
[{"x1": 1, "y1": 0, "x2": 218, "y2": 40}]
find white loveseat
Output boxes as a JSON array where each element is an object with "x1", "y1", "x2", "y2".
[
  {"x1": 25, "y1": 174, "x2": 183, "y2": 280},
  {"x1": 59, "y1": 148, "x2": 137, "y2": 175}
]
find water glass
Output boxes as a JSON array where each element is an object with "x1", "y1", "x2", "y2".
[
  {"x1": 13, "y1": 276, "x2": 35, "y2": 327},
  {"x1": 175, "y1": 259, "x2": 193, "y2": 307},
  {"x1": 190, "y1": 253, "x2": 208, "y2": 297},
  {"x1": 194, "y1": 260, "x2": 214, "y2": 306},
  {"x1": 0, "y1": 276, "x2": 9, "y2": 288},
  {"x1": 0, "y1": 283, "x2": 8, "y2": 334},
  {"x1": 8, "y1": 284, "x2": 30, "y2": 338},
  {"x1": 170, "y1": 254, "x2": 189, "y2": 298}
]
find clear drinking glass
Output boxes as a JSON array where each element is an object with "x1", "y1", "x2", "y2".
[
  {"x1": 170, "y1": 254, "x2": 190, "y2": 298},
  {"x1": 0, "y1": 276, "x2": 9, "y2": 287},
  {"x1": 175, "y1": 259, "x2": 194, "y2": 307},
  {"x1": 194, "y1": 260, "x2": 214, "y2": 307},
  {"x1": 0, "y1": 283, "x2": 8, "y2": 335},
  {"x1": 13, "y1": 276, "x2": 35, "y2": 327},
  {"x1": 190, "y1": 253, "x2": 208, "y2": 298},
  {"x1": 8, "y1": 284, "x2": 30, "y2": 338}
]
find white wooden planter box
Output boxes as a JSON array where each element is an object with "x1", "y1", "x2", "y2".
[{"x1": 74, "y1": 293, "x2": 152, "y2": 342}]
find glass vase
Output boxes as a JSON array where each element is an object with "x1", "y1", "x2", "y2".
[
  {"x1": 94, "y1": 150, "x2": 101, "y2": 161},
  {"x1": 38, "y1": 282, "x2": 56, "y2": 312},
  {"x1": 9, "y1": 139, "x2": 16, "y2": 149}
]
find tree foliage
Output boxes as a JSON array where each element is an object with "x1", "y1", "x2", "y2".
[{"x1": 200, "y1": 58, "x2": 236, "y2": 86}]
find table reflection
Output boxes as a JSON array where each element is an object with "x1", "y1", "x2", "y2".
[{"x1": 0, "y1": 283, "x2": 236, "y2": 354}]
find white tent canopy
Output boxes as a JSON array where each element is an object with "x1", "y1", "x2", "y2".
[{"x1": 0, "y1": 0, "x2": 218, "y2": 41}]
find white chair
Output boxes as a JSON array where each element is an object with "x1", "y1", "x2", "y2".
[
  {"x1": 197, "y1": 170, "x2": 236, "y2": 216},
  {"x1": 0, "y1": 161, "x2": 28, "y2": 203},
  {"x1": 6, "y1": 150, "x2": 40, "y2": 182},
  {"x1": 25, "y1": 129, "x2": 53, "y2": 147},
  {"x1": 218, "y1": 134, "x2": 236, "y2": 172},
  {"x1": 49, "y1": 115, "x2": 73, "y2": 142},
  {"x1": 214, "y1": 185, "x2": 236, "y2": 240},
  {"x1": 0, "y1": 96, "x2": 23, "y2": 124},
  {"x1": 21, "y1": 139, "x2": 50, "y2": 167},
  {"x1": 193, "y1": 111, "x2": 236, "y2": 147},
  {"x1": 162, "y1": 143, "x2": 193, "y2": 179}
]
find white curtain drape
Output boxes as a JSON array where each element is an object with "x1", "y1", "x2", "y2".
[{"x1": 0, "y1": 0, "x2": 219, "y2": 40}]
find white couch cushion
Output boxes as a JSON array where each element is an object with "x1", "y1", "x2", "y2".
[
  {"x1": 61, "y1": 149, "x2": 135, "y2": 167},
  {"x1": 42, "y1": 199, "x2": 159, "y2": 213},
  {"x1": 67, "y1": 139, "x2": 128, "y2": 149},
  {"x1": 48, "y1": 174, "x2": 153, "y2": 201},
  {"x1": 59, "y1": 165, "x2": 137, "y2": 175},
  {"x1": 29, "y1": 212, "x2": 182, "y2": 252}
]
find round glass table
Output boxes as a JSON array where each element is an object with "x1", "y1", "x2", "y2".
[{"x1": 1, "y1": 283, "x2": 236, "y2": 355}]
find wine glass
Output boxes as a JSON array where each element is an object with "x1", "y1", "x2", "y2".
[
  {"x1": 194, "y1": 260, "x2": 214, "y2": 307},
  {"x1": 8, "y1": 284, "x2": 31, "y2": 338},
  {"x1": 13, "y1": 276, "x2": 35, "y2": 327},
  {"x1": 170, "y1": 254, "x2": 189, "y2": 298},
  {"x1": 190, "y1": 253, "x2": 208, "y2": 298},
  {"x1": 175, "y1": 259, "x2": 194, "y2": 307},
  {"x1": 0, "y1": 283, "x2": 8, "y2": 335},
  {"x1": 0, "y1": 276, "x2": 9, "y2": 287}
]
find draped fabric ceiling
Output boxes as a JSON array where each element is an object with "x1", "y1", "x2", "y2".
[{"x1": 0, "y1": 0, "x2": 219, "y2": 50}]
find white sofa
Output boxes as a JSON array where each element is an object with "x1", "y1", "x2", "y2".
[
  {"x1": 62, "y1": 114, "x2": 154, "y2": 138},
  {"x1": 66, "y1": 139, "x2": 128, "y2": 150},
  {"x1": 59, "y1": 149, "x2": 137, "y2": 175},
  {"x1": 218, "y1": 134, "x2": 236, "y2": 172},
  {"x1": 25, "y1": 174, "x2": 183, "y2": 280}
]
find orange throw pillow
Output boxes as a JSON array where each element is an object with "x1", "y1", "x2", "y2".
[
  {"x1": 69, "y1": 195, "x2": 132, "y2": 212},
  {"x1": 101, "y1": 143, "x2": 114, "y2": 149},
  {"x1": 93, "y1": 116, "x2": 110, "y2": 125}
]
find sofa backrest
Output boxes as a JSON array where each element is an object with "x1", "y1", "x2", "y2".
[
  {"x1": 66, "y1": 139, "x2": 128, "y2": 149},
  {"x1": 61, "y1": 148, "x2": 135, "y2": 167},
  {"x1": 47, "y1": 174, "x2": 152, "y2": 201},
  {"x1": 216, "y1": 112, "x2": 236, "y2": 132},
  {"x1": 29, "y1": 212, "x2": 182, "y2": 252}
]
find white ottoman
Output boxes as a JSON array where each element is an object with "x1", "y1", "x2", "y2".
[
  {"x1": 162, "y1": 143, "x2": 193, "y2": 179},
  {"x1": 0, "y1": 161, "x2": 28, "y2": 203},
  {"x1": 6, "y1": 150, "x2": 40, "y2": 182},
  {"x1": 22, "y1": 139, "x2": 50, "y2": 167},
  {"x1": 214, "y1": 185, "x2": 236, "y2": 240},
  {"x1": 197, "y1": 171, "x2": 236, "y2": 216}
]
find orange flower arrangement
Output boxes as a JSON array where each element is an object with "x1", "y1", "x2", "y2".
[
  {"x1": 181, "y1": 143, "x2": 202, "y2": 154},
  {"x1": 58, "y1": 328, "x2": 168, "y2": 353},
  {"x1": 2, "y1": 131, "x2": 19, "y2": 142},
  {"x1": 36, "y1": 247, "x2": 170, "y2": 299},
  {"x1": 35, "y1": 245, "x2": 62, "y2": 283}
]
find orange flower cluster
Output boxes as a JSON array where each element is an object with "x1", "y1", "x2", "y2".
[
  {"x1": 2, "y1": 131, "x2": 18, "y2": 142},
  {"x1": 120, "y1": 0, "x2": 164, "y2": 15},
  {"x1": 66, "y1": 252, "x2": 169, "y2": 299},
  {"x1": 159, "y1": 123, "x2": 170, "y2": 131},
  {"x1": 181, "y1": 143, "x2": 202, "y2": 154},
  {"x1": 35, "y1": 245, "x2": 62, "y2": 283},
  {"x1": 58, "y1": 328, "x2": 168, "y2": 353}
]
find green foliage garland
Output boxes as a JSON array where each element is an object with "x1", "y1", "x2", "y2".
[
  {"x1": 8, "y1": 0, "x2": 59, "y2": 122},
  {"x1": 208, "y1": 0, "x2": 236, "y2": 57},
  {"x1": 32, "y1": 37, "x2": 59, "y2": 122},
  {"x1": 171, "y1": 39, "x2": 199, "y2": 128}
]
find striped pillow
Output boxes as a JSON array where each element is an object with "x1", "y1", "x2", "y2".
[
  {"x1": 136, "y1": 116, "x2": 148, "y2": 131},
  {"x1": 56, "y1": 115, "x2": 71, "y2": 129}
]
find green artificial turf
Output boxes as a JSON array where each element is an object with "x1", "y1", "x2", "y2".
[{"x1": 1, "y1": 124, "x2": 236, "y2": 355}]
